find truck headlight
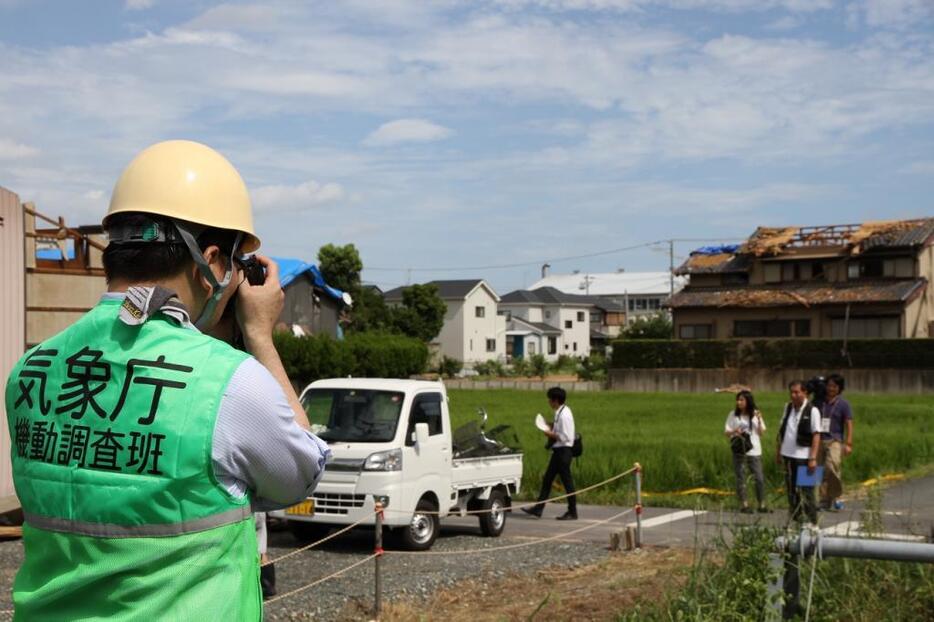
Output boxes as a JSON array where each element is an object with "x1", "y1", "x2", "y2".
[{"x1": 363, "y1": 449, "x2": 402, "y2": 472}]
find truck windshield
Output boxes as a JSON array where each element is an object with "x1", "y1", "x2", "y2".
[{"x1": 302, "y1": 389, "x2": 405, "y2": 443}]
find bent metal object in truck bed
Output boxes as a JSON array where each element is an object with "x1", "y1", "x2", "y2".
[{"x1": 269, "y1": 378, "x2": 523, "y2": 551}]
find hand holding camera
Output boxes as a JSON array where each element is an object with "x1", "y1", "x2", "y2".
[{"x1": 236, "y1": 254, "x2": 284, "y2": 349}]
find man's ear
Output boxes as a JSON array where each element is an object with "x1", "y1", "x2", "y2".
[{"x1": 193, "y1": 245, "x2": 222, "y2": 294}]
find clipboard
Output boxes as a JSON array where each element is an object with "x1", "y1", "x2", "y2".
[{"x1": 796, "y1": 465, "x2": 824, "y2": 487}]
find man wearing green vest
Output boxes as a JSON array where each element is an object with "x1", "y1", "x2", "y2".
[{"x1": 5, "y1": 140, "x2": 330, "y2": 620}]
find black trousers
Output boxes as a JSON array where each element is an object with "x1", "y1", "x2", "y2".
[
  {"x1": 783, "y1": 457, "x2": 817, "y2": 525},
  {"x1": 533, "y1": 447, "x2": 577, "y2": 515}
]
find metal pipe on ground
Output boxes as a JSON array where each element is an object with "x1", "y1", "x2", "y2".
[{"x1": 772, "y1": 528, "x2": 934, "y2": 620}]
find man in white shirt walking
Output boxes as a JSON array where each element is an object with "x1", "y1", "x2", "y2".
[
  {"x1": 776, "y1": 380, "x2": 822, "y2": 525},
  {"x1": 523, "y1": 387, "x2": 578, "y2": 520}
]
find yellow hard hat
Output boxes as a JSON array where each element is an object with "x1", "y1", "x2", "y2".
[{"x1": 104, "y1": 140, "x2": 260, "y2": 252}]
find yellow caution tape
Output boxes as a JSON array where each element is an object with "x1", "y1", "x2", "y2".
[{"x1": 860, "y1": 473, "x2": 905, "y2": 487}]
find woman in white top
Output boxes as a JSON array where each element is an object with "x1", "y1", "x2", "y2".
[{"x1": 724, "y1": 390, "x2": 768, "y2": 514}]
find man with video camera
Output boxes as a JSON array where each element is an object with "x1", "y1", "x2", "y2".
[{"x1": 5, "y1": 140, "x2": 329, "y2": 619}]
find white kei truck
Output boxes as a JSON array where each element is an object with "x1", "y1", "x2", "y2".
[{"x1": 270, "y1": 378, "x2": 524, "y2": 551}]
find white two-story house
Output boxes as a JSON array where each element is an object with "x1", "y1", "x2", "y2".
[
  {"x1": 499, "y1": 287, "x2": 592, "y2": 361},
  {"x1": 383, "y1": 279, "x2": 505, "y2": 366}
]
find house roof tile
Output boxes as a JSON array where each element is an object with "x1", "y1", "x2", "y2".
[{"x1": 667, "y1": 279, "x2": 927, "y2": 309}]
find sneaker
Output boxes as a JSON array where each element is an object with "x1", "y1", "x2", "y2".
[
  {"x1": 740, "y1": 507, "x2": 754, "y2": 514},
  {"x1": 757, "y1": 507, "x2": 771, "y2": 514},
  {"x1": 556, "y1": 512, "x2": 578, "y2": 521},
  {"x1": 521, "y1": 507, "x2": 542, "y2": 518},
  {"x1": 833, "y1": 500, "x2": 845, "y2": 511}
]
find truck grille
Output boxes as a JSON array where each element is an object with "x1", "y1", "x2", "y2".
[{"x1": 312, "y1": 493, "x2": 368, "y2": 515}]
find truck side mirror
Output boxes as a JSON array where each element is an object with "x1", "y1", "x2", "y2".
[{"x1": 414, "y1": 422, "x2": 430, "y2": 446}]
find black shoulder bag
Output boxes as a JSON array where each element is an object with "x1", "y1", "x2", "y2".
[{"x1": 730, "y1": 414, "x2": 754, "y2": 455}]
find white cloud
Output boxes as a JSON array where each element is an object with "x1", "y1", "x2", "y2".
[
  {"x1": 492, "y1": 0, "x2": 833, "y2": 12},
  {"x1": 251, "y1": 180, "x2": 346, "y2": 211},
  {"x1": 0, "y1": 138, "x2": 40, "y2": 160},
  {"x1": 853, "y1": 0, "x2": 934, "y2": 30},
  {"x1": 125, "y1": 0, "x2": 156, "y2": 10},
  {"x1": 363, "y1": 119, "x2": 454, "y2": 146}
]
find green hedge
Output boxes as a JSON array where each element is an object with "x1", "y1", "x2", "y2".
[
  {"x1": 274, "y1": 332, "x2": 429, "y2": 385},
  {"x1": 611, "y1": 339, "x2": 934, "y2": 369}
]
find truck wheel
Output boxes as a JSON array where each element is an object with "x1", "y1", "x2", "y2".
[
  {"x1": 479, "y1": 490, "x2": 507, "y2": 537},
  {"x1": 288, "y1": 521, "x2": 332, "y2": 544},
  {"x1": 400, "y1": 498, "x2": 440, "y2": 551}
]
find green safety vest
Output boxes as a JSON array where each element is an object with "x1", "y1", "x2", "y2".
[{"x1": 4, "y1": 299, "x2": 261, "y2": 620}]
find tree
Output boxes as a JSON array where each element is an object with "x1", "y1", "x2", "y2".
[
  {"x1": 622, "y1": 312, "x2": 673, "y2": 339},
  {"x1": 350, "y1": 285, "x2": 393, "y2": 333},
  {"x1": 390, "y1": 284, "x2": 447, "y2": 342},
  {"x1": 317, "y1": 243, "x2": 363, "y2": 294}
]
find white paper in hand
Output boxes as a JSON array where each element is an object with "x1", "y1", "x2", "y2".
[{"x1": 535, "y1": 413, "x2": 551, "y2": 432}]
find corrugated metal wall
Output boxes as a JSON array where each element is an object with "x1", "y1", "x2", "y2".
[{"x1": 0, "y1": 187, "x2": 25, "y2": 499}]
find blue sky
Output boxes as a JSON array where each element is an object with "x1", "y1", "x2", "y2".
[{"x1": 1, "y1": 0, "x2": 932, "y2": 293}]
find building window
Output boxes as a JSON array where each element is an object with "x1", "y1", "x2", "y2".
[
  {"x1": 548, "y1": 337, "x2": 557, "y2": 354},
  {"x1": 628, "y1": 299, "x2": 635, "y2": 311},
  {"x1": 648, "y1": 299, "x2": 661, "y2": 310},
  {"x1": 486, "y1": 338, "x2": 496, "y2": 352},
  {"x1": 577, "y1": 311, "x2": 585, "y2": 322},
  {"x1": 811, "y1": 263, "x2": 825, "y2": 280},
  {"x1": 831, "y1": 316, "x2": 899, "y2": 339},
  {"x1": 679, "y1": 324, "x2": 712, "y2": 339},
  {"x1": 470, "y1": 339, "x2": 473, "y2": 351},
  {"x1": 794, "y1": 320, "x2": 811, "y2": 337},
  {"x1": 545, "y1": 310, "x2": 552, "y2": 319},
  {"x1": 635, "y1": 298, "x2": 647, "y2": 311},
  {"x1": 723, "y1": 273, "x2": 750, "y2": 286},
  {"x1": 734, "y1": 320, "x2": 792, "y2": 338},
  {"x1": 564, "y1": 320, "x2": 573, "y2": 329},
  {"x1": 528, "y1": 342, "x2": 536, "y2": 355},
  {"x1": 573, "y1": 342, "x2": 578, "y2": 352},
  {"x1": 499, "y1": 310, "x2": 512, "y2": 321},
  {"x1": 764, "y1": 263, "x2": 781, "y2": 283},
  {"x1": 847, "y1": 263, "x2": 860, "y2": 280},
  {"x1": 860, "y1": 259, "x2": 884, "y2": 278},
  {"x1": 590, "y1": 311, "x2": 602, "y2": 324},
  {"x1": 781, "y1": 263, "x2": 797, "y2": 282},
  {"x1": 475, "y1": 306, "x2": 485, "y2": 318}
]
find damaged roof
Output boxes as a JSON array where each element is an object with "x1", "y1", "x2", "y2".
[
  {"x1": 675, "y1": 252, "x2": 751, "y2": 275},
  {"x1": 740, "y1": 218, "x2": 934, "y2": 257},
  {"x1": 677, "y1": 217, "x2": 934, "y2": 275},
  {"x1": 667, "y1": 279, "x2": 927, "y2": 309}
]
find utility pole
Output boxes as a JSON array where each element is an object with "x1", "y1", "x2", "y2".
[{"x1": 669, "y1": 239, "x2": 674, "y2": 297}]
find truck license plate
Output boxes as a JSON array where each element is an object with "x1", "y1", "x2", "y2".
[{"x1": 285, "y1": 499, "x2": 315, "y2": 516}]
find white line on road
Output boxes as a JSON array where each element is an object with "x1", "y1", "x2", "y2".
[
  {"x1": 626, "y1": 510, "x2": 707, "y2": 530},
  {"x1": 821, "y1": 520, "x2": 926, "y2": 542}
]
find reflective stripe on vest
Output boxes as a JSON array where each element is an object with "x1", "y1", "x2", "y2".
[{"x1": 24, "y1": 505, "x2": 253, "y2": 538}]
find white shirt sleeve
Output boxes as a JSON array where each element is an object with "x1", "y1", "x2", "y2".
[
  {"x1": 810, "y1": 406, "x2": 822, "y2": 435},
  {"x1": 212, "y1": 357, "x2": 331, "y2": 512},
  {"x1": 553, "y1": 406, "x2": 575, "y2": 447},
  {"x1": 725, "y1": 412, "x2": 737, "y2": 433}
]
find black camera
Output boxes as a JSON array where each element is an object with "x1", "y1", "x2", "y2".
[{"x1": 239, "y1": 256, "x2": 266, "y2": 286}]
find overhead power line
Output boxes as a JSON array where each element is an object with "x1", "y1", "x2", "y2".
[{"x1": 362, "y1": 237, "x2": 741, "y2": 273}]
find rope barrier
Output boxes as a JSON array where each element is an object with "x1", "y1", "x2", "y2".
[
  {"x1": 380, "y1": 464, "x2": 639, "y2": 516},
  {"x1": 262, "y1": 510, "x2": 377, "y2": 567},
  {"x1": 387, "y1": 507, "x2": 634, "y2": 556},
  {"x1": 264, "y1": 553, "x2": 379, "y2": 606}
]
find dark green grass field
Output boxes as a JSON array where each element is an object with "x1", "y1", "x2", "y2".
[{"x1": 447, "y1": 389, "x2": 934, "y2": 509}]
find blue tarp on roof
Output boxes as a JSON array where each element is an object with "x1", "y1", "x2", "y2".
[
  {"x1": 272, "y1": 257, "x2": 347, "y2": 304},
  {"x1": 691, "y1": 244, "x2": 740, "y2": 255}
]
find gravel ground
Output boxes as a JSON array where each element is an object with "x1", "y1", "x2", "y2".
[{"x1": 0, "y1": 520, "x2": 609, "y2": 621}]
